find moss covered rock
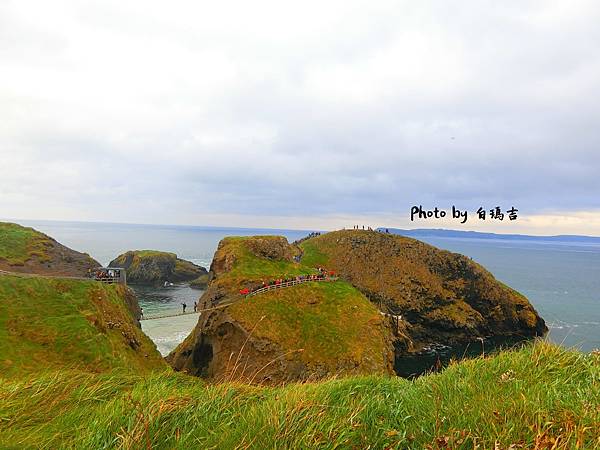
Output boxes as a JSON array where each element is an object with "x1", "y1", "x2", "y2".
[{"x1": 108, "y1": 250, "x2": 207, "y2": 285}]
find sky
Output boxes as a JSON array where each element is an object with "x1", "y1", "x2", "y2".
[{"x1": 1, "y1": 0, "x2": 599, "y2": 235}]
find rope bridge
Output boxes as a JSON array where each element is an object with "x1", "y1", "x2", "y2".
[
  {"x1": 142, "y1": 278, "x2": 339, "y2": 320},
  {"x1": 141, "y1": 311, "x2": 200, "y2": 321}
]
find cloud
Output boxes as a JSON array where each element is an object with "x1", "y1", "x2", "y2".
[{"x1": 1, "y1": 0, "x2": 599, "y2": 233}]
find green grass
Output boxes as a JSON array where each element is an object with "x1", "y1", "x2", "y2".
[
  {"x1": 299, "y1": 239, "x2": 330, "y2": 268},
  {"x1": 0, "y1": 222, "x2": 53, "y2": 265},
  {"x1": 0, "y1": 275, "x2": 165, "y2": 378},
  {"x1": 134, "y1": 250, "x2": 177, "y2": 258},
  {"x1": 229, "y1": 281, "x2": 388, "y2": 369},
  {"x1": 0, "y1": 342, "x2": 598, "y2": 449},
  {"x1": 112, "y1": 250, "x2": 177, "y2": 270},
  {"x1": 222, "y1": 236, "x2": 316, "y2": 280}
]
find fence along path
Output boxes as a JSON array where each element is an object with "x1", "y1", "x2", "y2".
[
  {"x1": 245, "y1": 276, "x2": 338, "y2": 297},
  {"x1": 0, "y1": 269, "x2": 121, "y2": 283}
]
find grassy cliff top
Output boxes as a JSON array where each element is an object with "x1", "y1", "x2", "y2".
[
  {"x1": 211, "y1": 235, "x2": 315, "y2": 282},
  {"x1": 110, "y1": 250, "x2": 178, "y2": 265},
  {"x1": 1, "y1": 341, "x2": 598, "y2": 448},
  {"x1": 0, "y1": 222, "x2": 100, "y2": 276},
  {"x1": 229, "y1": 281, "x2": 390, "y2": 372},
  {"x1": 0, "y1": 222, "x2": 53, "y2": 265},
  {"x1": 0, "y1": 275, "x2": 166, "y2": 378},
  {"x1": 133, "y1": 250, "x2": 177, "y2": 258},
  {"x1": 299, "y1": 230, "x2": 546, "y2": 342}
]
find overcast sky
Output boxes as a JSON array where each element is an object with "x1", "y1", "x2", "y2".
[{"x1": 1, "y1": 0, "x2": 599, "y2": 234}]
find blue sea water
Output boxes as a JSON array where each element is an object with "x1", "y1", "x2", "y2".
[
  {"x1": 13, "y1": 220, "x2": 600, "y2": 354},
  {"x1": 414, "y1": 236, "x2": 600, "y2": 352}
]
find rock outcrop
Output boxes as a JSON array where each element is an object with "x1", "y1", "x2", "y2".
[
  {"x1": 108, "y1": 250, "x2": 207, "y2": 285},
  {"x1": 300, "y1": 230, "x2": 547, "y2": 349},
  {"x1": 0, "y1": 222, "x2": 100, "y2": 277},
  {"x1": 167, "y1": 236, "x2": 394, "y2": 384}
]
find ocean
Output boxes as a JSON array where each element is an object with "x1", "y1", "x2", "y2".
[{"x1": 14, "y1": 220, "x2": 600, "y2": 356}]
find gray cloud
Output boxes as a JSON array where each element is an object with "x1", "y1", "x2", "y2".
[{"x1": 1, "y1": 0, "x2": 599, "y2": 229}]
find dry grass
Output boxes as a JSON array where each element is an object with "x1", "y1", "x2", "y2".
[{"x1": 0, "y1": 341, "x2": 598, "y2": 449}]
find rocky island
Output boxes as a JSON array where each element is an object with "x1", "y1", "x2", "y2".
[
  {"x1": 109, "y1": 250, "x2": 207, "y2": 285},
  {"x1": 167, "y1": 230, "x2": 547, "y2": 383},
  {"x1": 300, "y1": 230, "x2": 547, "y2": 348}
]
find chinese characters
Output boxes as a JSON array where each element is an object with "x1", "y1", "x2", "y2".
[{"x1": 410, "y1": 205, "x2": 518, "y2": 223}]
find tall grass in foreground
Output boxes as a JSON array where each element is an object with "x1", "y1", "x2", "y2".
[{"x1": 1, "y1": 341, "x2": 599, "y2": 449}]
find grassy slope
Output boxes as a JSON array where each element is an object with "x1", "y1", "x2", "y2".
[
  {"x1": 0, "y1": 223, "x2": 53, "y2": 265},
  {"x1": 0, "y1": 275, "x2": 166, "y2": 378},
  {"x1": 299, "y1": 231, "x2": 544, "y2": 338},
  {"x1": 223, "y1": 236, "x2": 314, "y2": 280},
  {"x1": 0, "y1": 342, "x2": 598, "y2": 449},
  {"x1": 229, "y1": 281, "x2": 388, "y2": 372},
  {"x1": 299, "y1": 238, "x2": 330, "y2": 268},
  {"x1": 135, "y1": 250, "x2": 176, "y2": 258}
]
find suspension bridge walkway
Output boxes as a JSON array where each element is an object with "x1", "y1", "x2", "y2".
[{"x1": 141, "y1": 311, "x2": 200, "y2": 321}]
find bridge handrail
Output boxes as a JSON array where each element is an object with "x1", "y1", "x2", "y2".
[{"x1": 246, "y1": 276, "x2": 338, "y2": 297}]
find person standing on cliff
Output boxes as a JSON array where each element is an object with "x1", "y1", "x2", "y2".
[
  {"x1": 193, "y1": 301, "x2": 197, "y2": 312},
  {"x1": 182, "y1": 303, "x2": 187, "y2": 314}
]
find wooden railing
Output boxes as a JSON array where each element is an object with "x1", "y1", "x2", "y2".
[
  {"x1": 246, "y1": 276, "x2": 338, "y2": 298},
  {"x1": 94, "y1": 276, "x2": 121, "y2": 284}
]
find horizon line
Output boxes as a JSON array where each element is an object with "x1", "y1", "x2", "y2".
[{"x1": 4, "y1": 217, "x2": 600, "y2": 240}]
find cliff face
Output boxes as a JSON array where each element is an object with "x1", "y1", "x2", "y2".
[
  {"x1": 300, "y1": 230, "x2": 547, "y2": 348},
  {"x1": 0, "y1": 275, "x2": 165, "y2": 378},
  {"x1": 0, "y1": 222, "x2": 100, "y2": 277},
  {"x1": 167, "y1": 236, "x2": 395, "y2": 384},
  {"x1": 108, "y1": 250, "x2": 207, "y2": 284}
]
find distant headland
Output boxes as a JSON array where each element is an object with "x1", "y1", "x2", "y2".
[{"x1": 380, "y1": 227, "x2": 600, "y2": 242}]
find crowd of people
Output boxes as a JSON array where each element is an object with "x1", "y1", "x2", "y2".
[
  {"x1": 90, "y1": 268, "x2": 122, "y2": 283},
  {"x1": 239, "y1": 267, "x2": 336, "y2": 296},
  {"x1": 292, "y1": 231, "x2": 322, "y2": 245},
  {"x1": 349, "y1": 225, "x2": 391, "y2": 233}
]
